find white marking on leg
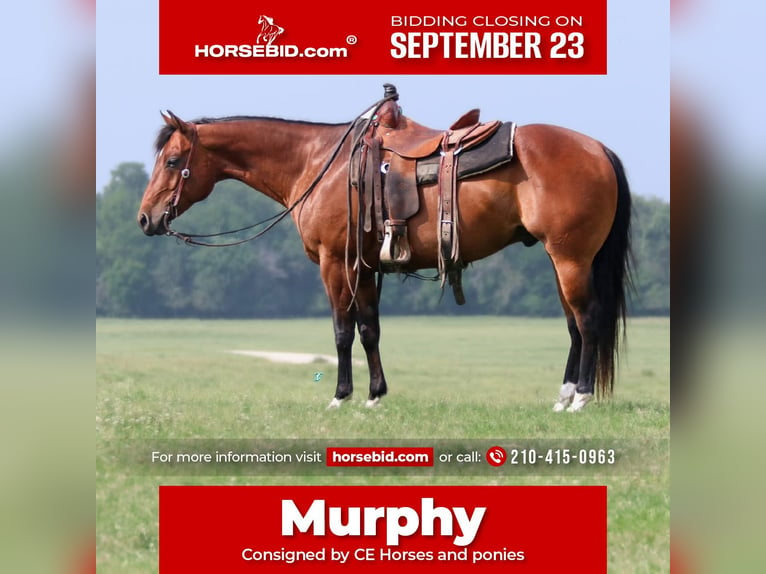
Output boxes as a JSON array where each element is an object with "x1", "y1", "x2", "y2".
[
  {"x1": 567, "y1": 392, "x2": 594, "y2": 412},
  {"x1": 553, "y1": 382, "x2": 577, "y2": 412},
  {"x1": 327, "y1": 397, "x2": 345, "y2": 409},
  {"x1": 365, "y1": 397, "x2": 381, "y2": 409}
]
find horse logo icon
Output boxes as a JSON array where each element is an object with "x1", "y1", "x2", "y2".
[{"x1": 257, "y1": 15, "x2": 285, "y2": 46}]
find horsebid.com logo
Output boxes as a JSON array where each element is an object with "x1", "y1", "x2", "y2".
[
  {"x1": 256, "y1": 15, "x2": 284, "y2": 46},
  {"x1": 194, "y1": 14, "x2": 352, "y2": 59}
]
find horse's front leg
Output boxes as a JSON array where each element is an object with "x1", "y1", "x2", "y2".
[
  {"x1": 322, "y1": 257, "x2": 357, "y2": 409},
  {"x1": 354, "y1": 273, "x2": 387, "y2": 407},
  {"x1": 326, "y1": 303, "x2": 356, "y2": 409}
]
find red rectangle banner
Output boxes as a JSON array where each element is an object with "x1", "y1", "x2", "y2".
[
  {"x1": 159, "y1": 485, "x2": 606, "y2": 573},
  {"x1": 159, "y1": 0, "x2": 606, "y2": 75}
]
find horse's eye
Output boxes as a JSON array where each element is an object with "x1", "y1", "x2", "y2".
[{"x1": 165, "y1": 157, "x2": 179, "y2": 169}]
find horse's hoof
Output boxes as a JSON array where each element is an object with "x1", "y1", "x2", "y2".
[
  {"x1": 365, "y1": 397, "x2": 381, "y2": 408},
  {"x1": 327, "y1": 396, "x2": 350, "y2": 409},
  {"x1": 553, "y1": 382, "x2": 576, "y2": 412},
  {"x1": 566, "y1": 392, "x2": 594, "y2": 412}
]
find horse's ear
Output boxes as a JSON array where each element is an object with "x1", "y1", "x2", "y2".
[
  {"x1": 162, "y1": 110, "x2": 193, "y2": 136},
  {"x1": 161, "y1": 109, "x2": 177, "y2": 126}
]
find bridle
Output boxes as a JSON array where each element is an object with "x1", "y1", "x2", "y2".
[
  {"x1": 161, "y1": 116, "x2": 347, "y2": 248},
  {"x1": 163, "y1": 124, "x2": 199, "y2": 232},
  {"x1": 161, "y1": 90, "x2": 398, "y2": 248}
]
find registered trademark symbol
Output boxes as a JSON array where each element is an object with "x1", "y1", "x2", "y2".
[{"x1": 346, "y1": 35, "x2": 357, "y2": 45}]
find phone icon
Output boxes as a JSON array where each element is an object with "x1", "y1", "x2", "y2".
[{"x1": 486, "y1": 446, "x2": 507, "y2": 467}]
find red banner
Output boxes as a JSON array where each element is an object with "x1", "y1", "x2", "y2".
[
  {"x1": 159, "y1": 0, "x2": 606, "y2": 75},
  {"x1": 159, "y1": 485, "x2": 606, "y2": 573}
]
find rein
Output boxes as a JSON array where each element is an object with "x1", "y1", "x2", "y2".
[{"x1": 164, "y1": 93, "x2": 398, "y2": 248}]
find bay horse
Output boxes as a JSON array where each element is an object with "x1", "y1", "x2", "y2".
[{"x1": 137, "y1": 93, "x2": 632, "y2": 412}]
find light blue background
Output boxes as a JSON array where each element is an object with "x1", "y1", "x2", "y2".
[{"x1": 94, "y1": 2, "x2": 671, "y2": 199}]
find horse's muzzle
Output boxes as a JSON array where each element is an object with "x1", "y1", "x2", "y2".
[{"x1": 137, "y1": 211, "x2": 169, "y2": 236}]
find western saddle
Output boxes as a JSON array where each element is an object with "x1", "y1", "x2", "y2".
[{"x1": 354, "y1": 84, "x2": 506, "y2": 305}]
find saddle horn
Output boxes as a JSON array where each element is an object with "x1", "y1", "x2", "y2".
[{"x1": 383, "y1": 83, "x2": 399, "y2": 100}]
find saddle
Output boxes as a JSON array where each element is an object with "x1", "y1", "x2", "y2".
[{"x1": 354, "y1": 84, "x2": 514, "y2": 304}]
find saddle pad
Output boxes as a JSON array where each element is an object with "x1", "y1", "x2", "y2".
[{"x1": 416, "y1": 122, "x2": 516, "y2": 185}]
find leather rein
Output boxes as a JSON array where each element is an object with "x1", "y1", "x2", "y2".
[{"x1": 163, "y1": 93, "x2": 397, "y2": 248}]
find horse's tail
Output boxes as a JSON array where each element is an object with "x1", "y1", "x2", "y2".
[{"x1": 592, "y1": 146, "x2": 634, "y2": 397}]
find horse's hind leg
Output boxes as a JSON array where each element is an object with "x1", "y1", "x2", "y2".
[
  {"x1": 550, "y1": 258, "x2": 598, "y2": 412},
  {"x1": 354, "y1": 273, "x2": 388, "y2": 408},
  {"x1": 553, "y1": 310, "x2": 583, "y2": 412},
  {"x1": 551, "y1": 271, "x2": 585, "y2": 411}
]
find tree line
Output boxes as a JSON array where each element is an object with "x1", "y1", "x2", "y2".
[{"x1": 97, "y1": 162, "x2": 669, "y2": 318}]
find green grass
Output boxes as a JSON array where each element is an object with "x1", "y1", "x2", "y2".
[{"x1": 97, "y1": 316, "x2": 669, "y2": 572}]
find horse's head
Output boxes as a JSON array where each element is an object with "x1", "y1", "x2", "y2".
[{"x1": 137, "y1": 111, "x2": 216, "y2": 236}]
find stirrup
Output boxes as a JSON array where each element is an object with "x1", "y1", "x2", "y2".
[{"x1": 380, "y1": 219, "x2": 411, "y2": 271}]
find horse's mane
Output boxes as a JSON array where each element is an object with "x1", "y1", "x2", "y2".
[{"x1": 153, "y1": 115, "x2": 350, "y2": 154}]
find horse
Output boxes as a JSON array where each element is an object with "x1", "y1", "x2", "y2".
[
  {"x1": 137, "y1": 91, "x2": 632, "y2": 412},
  {"x1": 257, "y1": 15, "x2": 284, "y2": 46}
]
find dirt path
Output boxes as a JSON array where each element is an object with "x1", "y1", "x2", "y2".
[{"x1": 228, "y1": 350, "x2": 364, "y2": 366}]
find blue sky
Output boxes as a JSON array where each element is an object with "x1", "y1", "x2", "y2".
[{"x1": 95, "y1": 2, "x2": 670, "y2": 200}]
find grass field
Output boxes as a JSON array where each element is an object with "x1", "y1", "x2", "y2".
[{"x1": 97, "y1": 316, "x2": 669, "y2": 572}]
